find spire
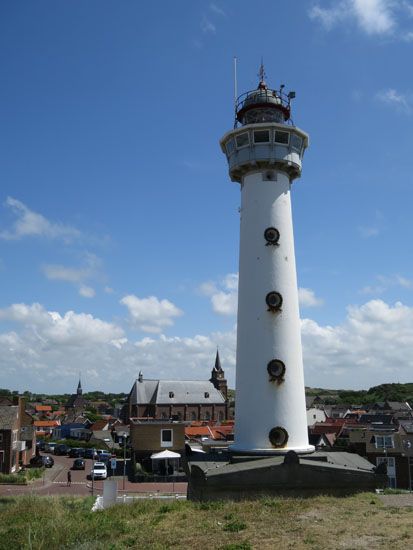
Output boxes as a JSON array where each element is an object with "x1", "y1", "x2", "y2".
[
  {"x1": 138, "y1": 371, "x2": 143, "y2": 383},
  {"x1": 77, "y1": 376, "x2": 82, "y2": 395},
  {"x1": 214, "y1": 349, "x2": 223, "y2": 372}
]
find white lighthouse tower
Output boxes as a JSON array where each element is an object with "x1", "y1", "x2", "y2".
[{"x1": 220, "y1": 65, "x2": 314, "y2": 454}]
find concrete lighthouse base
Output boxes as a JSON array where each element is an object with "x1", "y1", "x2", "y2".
[{"x1": 185, "y1": 450, "x2": 386, "y2": 501}]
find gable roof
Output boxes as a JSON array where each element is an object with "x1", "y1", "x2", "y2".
[
  {"x1": 0, "y1": 406, "x2": 18, "y2": 429},
  {"x1": 129, "y1": 379, "x2": 225, "y2": 406}
]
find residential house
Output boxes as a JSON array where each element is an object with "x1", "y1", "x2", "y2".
[
  {"x1": 130, "y1": 419, "x2": 186, "y2": 471},
  {"x1": 0, "y1": 397, "x2": 36, "y2": 473},
  {"x1": 306, "y1": 407, "x2": 327, "y2": 427}
]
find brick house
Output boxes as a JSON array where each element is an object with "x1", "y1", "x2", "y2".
[{"x1": 0, "y1": 396, "x2": 36, "y2": 474}]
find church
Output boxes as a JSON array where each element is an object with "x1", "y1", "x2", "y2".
[{"x1": 123, "y1": 351, "x2": 228, "y2": 423}]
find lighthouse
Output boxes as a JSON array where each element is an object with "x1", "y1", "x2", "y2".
[{"x1": 220, "y1": 64, "x2": 314, "y2": 455}]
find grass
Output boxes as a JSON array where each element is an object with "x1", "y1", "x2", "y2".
[
  {"x1": 0, "y1": 492, "x2": 412, "y2": 549},
  {"x1": 0, "y1": 468, "x2": 43, "y2": 485}
]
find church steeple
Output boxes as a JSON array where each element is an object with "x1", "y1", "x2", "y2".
[
  {"x1": 210, "y1": 349, "x2": 227, "y2": 400},
  {"x1": 77, "y1": 377, "x2": 82, "y2": 395},
  {"x1": 214, "y1": 349, "x2": 223, "y2": 372}
]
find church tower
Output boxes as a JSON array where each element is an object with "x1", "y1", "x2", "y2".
[{"x1": 209, "y1": 349, "x2": 228, "y2": 400}]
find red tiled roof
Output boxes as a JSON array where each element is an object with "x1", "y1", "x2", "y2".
[{"x1": 35, "y1": 405, "x2": 52, "y2": 412}]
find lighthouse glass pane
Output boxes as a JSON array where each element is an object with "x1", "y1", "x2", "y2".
[
  {"x1": 236, "y1": 132, "x2": 249, "y2": 148},
  {"x1": 274, "y1": 130, "x2": 289, "y2": 145},
  {"x1": 225, "y1": 139, "x2": 235, "y2": 155},
  {"x1": 253, "y1": 130, "x2": 270, "y2": 143},
  {"x1": 291, "y1": 134, "x2": 303, "y2": 152}
]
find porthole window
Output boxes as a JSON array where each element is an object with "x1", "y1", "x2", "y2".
[
  {"x1": 291, "y1": 134, "x2": 303, "y2": 152},
  {"x1": 236, "y1": 132, "x2": 249, "y2": 148},
  {"x1": 254, "y1": 130, "x2": 270, "y2": 143},
  {"x1": 264, "y1": 227, "x2": 280, "y2": 245},
  {"x1": 266, "y1": 291, "x2": 283, "y2": 312},
  {"x1": 267, "y1": 359, "x2": 286, "y2": 381},
  {"x1": 269, "y1": 427, "x2": 289, "y2": 448},
  {"x1": 225, "y1": 138, "x2": 235, "y2": 155}
]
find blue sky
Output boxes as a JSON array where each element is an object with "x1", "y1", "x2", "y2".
[{"x1": 1, "y1": 0, "x2": 413, "y2": 393}]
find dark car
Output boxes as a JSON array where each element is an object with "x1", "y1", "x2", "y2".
[
  {"x1": 69, "y1": 447, "x2": 85, "y2": 458},
  {"x1": 36, "y1": 440, "x2": 46, "y2": 451},
  {"x1": 54, "y1": 444, "x2": 69, "y2": 456},
  {"x1": 84, "y1": 448, "x2": 98, "y2": 460},
  {"x1": 72, "y1": 458, "x2": 85, "y2": 470},
  {"x1": 97, "y1": 452, "x2": 111, "y2": 464},
  {"x1": 30, "y1": 455, "x2": 54, "y2": 468}
]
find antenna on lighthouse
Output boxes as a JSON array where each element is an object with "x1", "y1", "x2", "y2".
[
  {"x1": 233, "y1": 56, "x2": 238, "y2": 126},
  {"x1": 258, "y1": 57, "x2": 266, "y2": 86}
]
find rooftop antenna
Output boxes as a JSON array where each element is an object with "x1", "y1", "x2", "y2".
[
  {"x1": 258, "y1": 57, "x2": 266, "y2": 85},
  {"x1": 233, "y1": 56, "x2": 238, "y2": 126}
]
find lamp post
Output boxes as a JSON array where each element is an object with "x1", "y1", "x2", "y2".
[{"x1": 121, "y1": 432, "x2": 127, "y2": 491}]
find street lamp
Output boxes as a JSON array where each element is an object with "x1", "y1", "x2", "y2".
[{"x1": 120, "y1": 432, "x2": 127, "y2": 491}]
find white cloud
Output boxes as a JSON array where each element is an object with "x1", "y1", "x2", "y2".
[
  {"x1": 210, "y1": 3, "x2": 226, "y2": 16},
  {"x1": 298, "y1": 287, "x2": 324, "y2": 308},
  {"x1": 309, "y1": 0, "x2": 396, "y2": 35},
  {"x1": 376, "y1": 88, "x2": 412, "y2": 113},
  {"x1": 2, "y1": 298, "x2": 413, "y2": 392},
  {"x1": 120, "y1": 295, "x2": 183, "y2": 333},
  {"x1": 0, "y1": 303, "x2": 123, "y2": 346},
  {"x1": 0, "y1": 301, "x2": 235, "y2": 392},
  {"x1": 200, "y1": 273, "x2": 238, "y2": 316},
  {"x1": 302, "y1": 299, "x2": 413, "y2": 387},
  {"x1": 361, "y1": 274, "x2": 413, "y2": 294},
  {"x1": 201, "y1": 15, "x2": 216, "y2": 33},
  {"x1": 42, "y1": 253, "x2": 101, "y2": 298},
  {"x1": 79, "y1": 285, "x2": 95, "y2": 298},
  {"x1": 0, "y1": 197, "x2": 81, "y2": 242}
]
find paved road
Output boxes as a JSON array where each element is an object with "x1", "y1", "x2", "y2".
[{"x1": 0, "y1": 453, "x2": 187, "y2": 497}]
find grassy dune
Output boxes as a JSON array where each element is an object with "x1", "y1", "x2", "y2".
[{"x1": 0, "y1": 493, "x2": 412, "y2": 549}]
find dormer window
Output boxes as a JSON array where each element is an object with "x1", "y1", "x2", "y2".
[
  {"x1": 204, "y1": 392, "x2": 209, "y2": 398},
  {"x1": 169, "y1": 392, "x2": 174, "y2": 398}
]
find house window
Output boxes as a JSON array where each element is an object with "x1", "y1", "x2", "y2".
[
  {"x1": 161, "y1": 429, "x2": 173, "y2": 448},
  {"x1": 205, "y1": 411, "x2": 211, "y2": 421},
  {"x1": 218, "y1": 411, "x2": 224, "y2": 422},
  {"x1": 204, "y1": 392, "x2": 209, "y2": 398},
  {"x1": 169, "y1": 392, "x2": 174, "y2": 398},
  {"x1": 375, "y1": 435, "x2": 394, "y2": 449},
  {"x1": 191, "y1": 411, "x2": 196, "y2": 421},
  {"x1": 161, "y1": 412, "x2": 167, "y2": 420}
]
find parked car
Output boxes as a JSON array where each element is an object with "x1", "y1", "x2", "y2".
[
  {"x1": 44, "y1": 442, "x2": 57, "y2": 453},
  {"x1": 30, "y1": 455, "x2": 54, "y2": 468},
  {"x1": 90, "y1": 462, "x2": 107, "y2": 480},
  {"x1": 69, "y1": 447, "x2": 86, "y2": 458},
  {"x1": 84, "y1": 448, "x2": 98, "y2": 460},
  {"x1": 54, "y1": 444, "x2": 69, "y2": 456},
  {"x1": 97, "y1": 452, "x2": 111, "y2": 463},
  {"x1": 72, "y1": 458, "x2": 85, "y2": 470},
  {"x1": 36, "y1": 440, "x2": 46, "y2": 451}
]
